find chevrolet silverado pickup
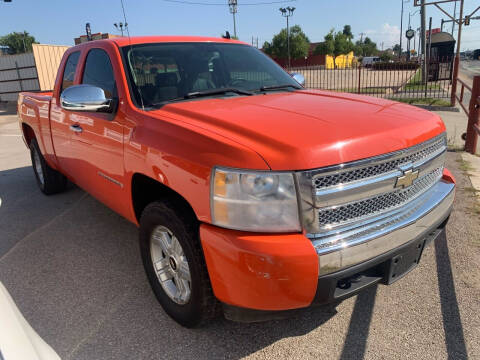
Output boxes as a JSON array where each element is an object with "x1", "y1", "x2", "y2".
[{"x1": 18, "y1": 36, "x2": 455, "y2": 327}]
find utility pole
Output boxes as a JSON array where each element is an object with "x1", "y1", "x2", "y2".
[
  {"x1": 452, "y1": 0, "x2": 457, "y2": 35},
  {"x1": 279, "y1": 6, "x2": 295, "y2": 68},
  {"x1": 400, "y1": 0, "x2": 408, "y2": 59},
  {"x1": 426, "y1": 16, "x2": 432, "y2": 97},
  {"x1": 421, "y1": 0, "x2": 427, "y2": 85},
  {"x1": 359, "y1": 32, "x2": 366, "y2": 42},
  {"x1": 451, "y1": 0, "x2": 464, "y2": 105},
  {"x1": 228, "y1": 0, "x2": 238, "y2": 39}
]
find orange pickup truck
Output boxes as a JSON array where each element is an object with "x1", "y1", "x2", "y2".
[{"x1": 18, "y1": 36, "x2": 455, "y2": 327}]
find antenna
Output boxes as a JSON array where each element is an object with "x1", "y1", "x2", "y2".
[{"x1": 120, "y1": 0, "x2": 145, "y2": 110}]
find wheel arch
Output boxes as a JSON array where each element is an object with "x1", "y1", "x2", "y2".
[
  {"x1": 21, "y1": 122, "x2": 36, "y2": 146},
  {"x1": 131, "y1": 172, "x2": 198, "y2": 225}
]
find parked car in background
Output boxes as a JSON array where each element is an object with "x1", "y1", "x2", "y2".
[
  {"x1": 362, "y1": 56, "x2": 381, "y2": 67},
  {"x1": 17, "y1": 36, "x2": 455, "y2": 327}
]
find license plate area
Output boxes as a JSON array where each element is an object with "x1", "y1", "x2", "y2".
[{"x1": 384, "y1": 238, "x2": 426, "y2": 284}]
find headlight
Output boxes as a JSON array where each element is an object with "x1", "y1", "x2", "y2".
[{"x1": 211, "y1": 168, "x2": 301, "y2": 232}]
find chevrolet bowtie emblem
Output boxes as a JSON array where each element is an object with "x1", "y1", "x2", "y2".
[{"x1": 395, "y1": 169, "x2": 419, "y2": 188}]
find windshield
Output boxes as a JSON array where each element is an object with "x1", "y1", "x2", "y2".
[{"x1": 121, "y1": 42, "x2": 300, "y2": 108}]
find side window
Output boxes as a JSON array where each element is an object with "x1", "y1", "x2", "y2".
[
  {"x1": 61, "y1": 51, "x2": 80, "y2": 92},
  {"x1": 82, "y1": 49, "x2": 116, "y2": 98}
]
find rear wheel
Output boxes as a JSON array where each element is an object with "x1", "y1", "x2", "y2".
[
  {"x1": 29, "y1": 139, "x2": 67, "y2": 195},
  {"x1": 139, "y1": 200, "x2": 218, "y2": 327}
]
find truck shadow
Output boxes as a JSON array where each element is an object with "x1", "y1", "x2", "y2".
[{"x1": 434, "y1": 231, "x2": 468, "y2": 360}]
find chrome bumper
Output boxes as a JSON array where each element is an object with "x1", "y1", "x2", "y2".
[{"x1": 316, "y1": 180, "x2": 455, "y2": 276}]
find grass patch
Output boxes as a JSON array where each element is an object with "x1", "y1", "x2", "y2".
[
  {"x1": 447, "y1": 144, "x2": 464, "y2": 152},
  {"x1": 468, "y1": 203, "x2": 480, "y2": 217},
  {"x1": 334, "y1": 88, "x2": 388, "y2": 94},
  {"x1": 404, "y1": 83, "x2": 442, "y2": 90},
  {"x1": 456, "y1": 158, "x2": 474, "y2": 174},
  {"x1": 404, "y1": 69, "x2": 441, "y2": 90},
  {"x1": 407, "y1": 69, "x2": 422, "y2": 85},
  {"x1": 391, "y1": 97, "x2": 451, "y2": 107}
]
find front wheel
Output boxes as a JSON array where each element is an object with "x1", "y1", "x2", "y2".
[{"x1": 139, "y1": 200, "x2": 218, "y2": 327}]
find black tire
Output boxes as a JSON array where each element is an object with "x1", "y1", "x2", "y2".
[
  {"x1": 139, "y1": 200, "x2": 218, "y2": 327},
  {"x1": 29, "y1": 138, "x2": 67, "y2": 195}
]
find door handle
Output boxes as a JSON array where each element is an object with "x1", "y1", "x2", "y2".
[{"x1": 70, "y1": 124, "x2": 83, "y2": 133}]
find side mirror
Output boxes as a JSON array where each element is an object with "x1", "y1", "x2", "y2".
[
  {"x1": 60, "y1": 84, "x2": 113, "y2": 112},
  {"x1": 290, "y1": 72, "x2": 305, "y2": 87}
]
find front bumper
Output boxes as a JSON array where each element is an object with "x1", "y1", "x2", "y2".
[{"x1": 199, "y1": 175, "x2": 455, "y2": 315}]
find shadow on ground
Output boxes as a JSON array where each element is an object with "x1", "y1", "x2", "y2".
[
  {"x1": 0, "y1": 156, "x2": 472, "y2": 360},
  {"x1": 0, "y1": 166, "x2": 346, "y2": 360}
]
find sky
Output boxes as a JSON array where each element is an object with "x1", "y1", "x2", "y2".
[{"x1": 0, "y1": 0, "x2": 479, "y2": 51}]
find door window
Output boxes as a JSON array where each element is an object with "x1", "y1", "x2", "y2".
[
  {"x1": 82, "y1": 49, "x2": 116, "y2": 98},
  {"x1": 61, "y1": 51, "x2": 80, "y2": 92}
]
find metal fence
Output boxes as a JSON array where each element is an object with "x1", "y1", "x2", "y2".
[
  {"x1": 288, "y1": 58, "x2": 453, "y2": 102},
  {"x1": 455, "y1": 75, "x2": 480, "y2": 154}
]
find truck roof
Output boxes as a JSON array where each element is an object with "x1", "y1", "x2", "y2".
[{"x1": 106, "y1": 35, "x2": 247, "y2": 47}]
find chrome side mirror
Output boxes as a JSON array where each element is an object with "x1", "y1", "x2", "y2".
[
  {"x1": 290, "y1": 72, "x2": 305, "y2": 87},
  {"x1": 60, "y1": 84, "x2": 113, "y2": 112}
]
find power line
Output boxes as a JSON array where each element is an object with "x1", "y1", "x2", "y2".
[{"x1": 161, "y1": 0, "x2": 296, "y2": 5}]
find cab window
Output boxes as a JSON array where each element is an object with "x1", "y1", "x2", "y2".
[{"x1": 82, "y1": 49, "x2": 116, "y2": 98}]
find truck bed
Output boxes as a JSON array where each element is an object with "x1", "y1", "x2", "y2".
[{"x1": 18, "y1": 91, "x2": 55, "y2": 168}]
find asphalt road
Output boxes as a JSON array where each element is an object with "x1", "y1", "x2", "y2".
[{"x1": 1, "y1": 111, "x2": 479, "y2": 360}]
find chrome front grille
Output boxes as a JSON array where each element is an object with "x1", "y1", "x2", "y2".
[
  {"x1": 317, "y1": 167, "x2": 443, "y2": 226},
  {"x1": 295, "y1": 133, "x2": 447, "y2": 253},
  {"x1": 313, "y1": 135, "x2": 446, "y2": 190}
]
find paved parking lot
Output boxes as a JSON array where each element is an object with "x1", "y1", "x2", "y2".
[{"x1": 1, "y1": 111, "x2": 479, "y2": 360}]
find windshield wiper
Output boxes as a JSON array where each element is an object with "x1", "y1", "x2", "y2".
[
  {"x1": 185, "y1": 87, "x2": 254, "y2": 98},
  {"x1": 258, "y1": 84, "x2": 302, "y2": 91},
  {"x1": 149, "y1": 87, "x2": 253, "y2": 109}
]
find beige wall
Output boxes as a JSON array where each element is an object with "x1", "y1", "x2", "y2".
[{"x1": 32, "y1": 44, "x2": 70, "y2": 91}]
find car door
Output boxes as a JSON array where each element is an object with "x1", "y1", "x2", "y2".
[
  {"x1": 66, "y1": 48, "x2": 126, "y2": 214},
  {"x1": 50, "y1": 50, "x2": 81, "y2": 174}
]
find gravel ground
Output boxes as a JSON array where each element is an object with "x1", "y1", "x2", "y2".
[{"x1": 0, "y1": 112, "x2": 479, "y2": 360}]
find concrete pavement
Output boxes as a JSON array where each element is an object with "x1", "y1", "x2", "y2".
[{"x1": 0, "y1": 110, "x2": 479, "y2": 360}]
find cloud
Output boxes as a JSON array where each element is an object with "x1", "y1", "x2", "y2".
[{"x1": 363, "y1": 23, "x2": 401, "y2": 50}]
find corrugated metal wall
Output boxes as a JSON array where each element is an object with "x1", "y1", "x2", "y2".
[
  {"x1": 0, "y1": 44, "x2": 69, "y2": 102},
  {"x1": 32, "y1": 44, "x2": 70, "y2": 91},
  {"x1": 0, "y1": 53, "x2": 39, "y2": 101}
]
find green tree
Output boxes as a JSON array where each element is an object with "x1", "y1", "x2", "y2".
[
  {"x1": 379, "y1": 52, "x2": 393, "y2": 62},
  {"x1": 392, "y1": 44, "x2": 401, "y2": 56},
  {"x1": 0, "y1": 31, "x2": 37, "y2": 54},
  {"x1": 354, "y1": 37, "x2": 378, "y2": 57},
  {"x1": 342, "y1": 25, "x2": 353, "y2": 42},
  {"x1": 314, "y1": 29, "x2": 353, "y2": 67},
  {"x1": 263, "y1": 25, "x2": 310, "y2": 60}
]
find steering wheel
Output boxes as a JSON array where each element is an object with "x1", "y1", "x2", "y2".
[{"x1": 229, "y1": 78, "x2": 249, "y2": 87}]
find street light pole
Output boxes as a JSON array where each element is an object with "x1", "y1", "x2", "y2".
[
  {"x1": 450, "y1": 0, "x2": 464, "y2": 106},
  {"x1": 228, "y1": 0, "x2": 238, "y2": 39},
  {"x1": 280, "y1": 6, "x2": 295, "y2": 68},
  {"x1": 400, "y1": 0, "x2": 410, "y2": 59},
  {"x1": 114, "y1": 22, "x2": 128, "y2": 36}
]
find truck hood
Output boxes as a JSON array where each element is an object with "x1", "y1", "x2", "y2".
[{"x1": 151, "y1": 90, "x2": 445, "y2": 170}]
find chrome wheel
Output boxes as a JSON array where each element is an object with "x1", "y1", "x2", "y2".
[
  {"x1": 150, "y1": 225, "x2": 192, "y2": 304},
  {"x1": 33, "y1": 148, "x2": 45, "y2": 186}
]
